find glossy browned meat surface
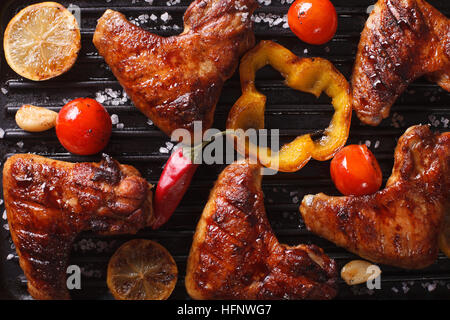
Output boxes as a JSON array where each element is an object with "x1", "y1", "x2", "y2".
[
  {"x1": 3, "y1": 154, "x2": 154, "y2": 300},
  {"x1": 352, "y1": 0, "x2": 450, "y2": 126},
  {"x1": 300, "y1": 125, "x2": 450, "y2": 269},
  {"x1": 186, "y1": 160, "x2": 337, "y2": 300},
  {"x1": 93, "y1": 0, "x2": 257, "y2": 137}
]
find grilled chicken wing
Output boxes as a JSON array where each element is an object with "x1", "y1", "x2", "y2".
[
  {"x1": 352, "y1": 0, "x2": 450, "y2": 126},
  {"x1": 300, "y1": 125, "x2": 450, "y2": 269},
  {"x1": 186, "y1": 160, "x2": 338, "y2": 300},
  {"x1": 3, "y1": 154, "x2": 154, "y2": 300},
  {"x1": 93, "y1": 0, "x2": 257, "y2": 137}
]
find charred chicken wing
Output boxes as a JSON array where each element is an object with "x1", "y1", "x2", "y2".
[
  {"x1": 300, "y1": 125, "x2": 450, "y2": 269},
  {"x1": 186, "y1": 160, "x2": 338, "y2": 300},
  {"x1": 3, "y1": 154, "x2": 154, "y2": 299},
  {"x1": 352, "y1": 0, "x2": 450, "y2": 126},
  {"x1": 93, "y1": 0, "x2": 257, "y2": 137}
]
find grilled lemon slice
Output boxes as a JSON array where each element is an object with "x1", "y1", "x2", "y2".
[
  {"x1": 3, "y1": 2, "x2": 80, "y2": 81},
  {"x1": 107, "y1": 239, "x2": 178, "y2": 300}
]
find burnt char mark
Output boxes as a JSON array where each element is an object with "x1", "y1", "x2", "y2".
[
  {"x1": 91, "y1": 154, "x2": 121, "y2": 185},
  {"x1": 387, "y1": 0, "x2": 426, "y2": 37}
]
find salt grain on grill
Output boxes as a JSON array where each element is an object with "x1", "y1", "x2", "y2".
[
  {"x1": 147, "y1": 119, "x2": 154, "y2": 126},
  {"x1": 16, "y1": 141, "x2": 24, "y2": 148},
  {"x1": 166, "y1": 0, "x2": 180, "y2": 5},
  {"x1": 273, "y1": 17, "x2": 283, "y2": 26},
  {"x1": 3, "y1": 224, "x2": 9, "y2": 231},
  {"x1": 6, "y1": 254, "x2": 14, "y2": 261},
  {"x1": 116, "y1": 123, "x2": 124, "y2": 129},
  {"x1": 0, "y1": 128, "x2": 5, "y2": 139},
  {"x1": 426, "y1": 282, "x2": 437, "y2": 292},
  {"x1": 159, "y1": 147, "x2": 169, "y2": 154},
  {"x1": 161, "y1": 12, "x2": 172, "y2": 22},
  {"x1": 1, "y1": 87, "x2": 8, "y2": 95},
  {"x1": 401, "y1": 282, "x2": 410, "y2": 294},
  {"x1": 150, "y1": 14, "x2": 157, "y2": 21},
  {"x1": 165, "y1": 141, "x2": 174, "y2": 150},
  {"x1": 2, "y1": 210, "x2": 7, "y2": 220},
  {"x1": 111, "y1": 114, "x2": 119, "y2": 125}
]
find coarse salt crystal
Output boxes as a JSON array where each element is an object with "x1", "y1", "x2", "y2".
[
  {"x1": 2, "y1": 210, "x2": 6, "y2": 220},
  {"x1": 161, "y1": 12, "x2": 171, "y2": 22},
  {"x1": 6, "y1": 254, "x2": 14, "y2": 260},
  {"x1": 95, "y1": 92, "x2": 106, "y2": 104},
  {"x1": 427, "y1": 282, "x2": 437, "y2": 292},
  {"x1": 0, "y1": 199, "x2": 3, "y2": 206},
  {"x1": 111, "y1": 114, "x2": 119, "y2": 125},
  {"x1": 159, "y1": 147, "x2": 169, "y2": 154},
  {"x1": 116, "y1": 123, "x2": 124, "y2": 129},
  {"x1": 1, "y1": 87, "x2": 8, "y2": 95},
  {"x1": 147, "y1": 119, "x2": 154, "y2": 126},
  {"x1": 150, "y1": 14, "x2": 157, "y2": 21},
  {"x1": 165, "y1": 141, "x2": 174, "y2": 150},
  {"x1": 17, "y1": 141, "x2": 24, "y2": 148},
  {"x1": 273, "y1": 17, "x2": 283, "y2": 26},
  {"x1": 0, "y1": 128, "x2": 4, "y2": 139},
  {"x1": 3, "y1": 224, "x2": 9, "y2": 231}
]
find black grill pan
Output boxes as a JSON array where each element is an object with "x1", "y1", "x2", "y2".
[{"x1": 0, "y1": 0, "x2": 449, "y2": 300}]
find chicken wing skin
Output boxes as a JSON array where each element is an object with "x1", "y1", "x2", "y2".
[
  {"x1": 352, "y1": 0, "x2": 450, "y2": 126},
  {"x1": 3, "y1": 154, "x2": 154, "y2": 299},
  {"x1": 93, "y1": 0, "x2": 257, "y2": 137},
  {"x1": 300, "y1": 125, "x2": 450, "y2": 269},
  {"x1": 186, "y1": 160, "x2": 338, "y2": 300}
]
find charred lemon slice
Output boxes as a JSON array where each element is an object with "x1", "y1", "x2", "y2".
[
  {"x1": 107, "y1": 239, "x2": 178, "y2": 300},
  {"x1": 3, "y1": 2, "x2": 81, "y2": 81}
]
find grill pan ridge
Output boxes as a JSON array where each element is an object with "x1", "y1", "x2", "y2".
[{"x1": 0, "y1": 0, "x2": 449, "y2": 300}]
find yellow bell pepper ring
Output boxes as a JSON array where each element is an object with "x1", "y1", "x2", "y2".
[{"x1": 226, "y1": 40, "x2": 352, "y2": 173}]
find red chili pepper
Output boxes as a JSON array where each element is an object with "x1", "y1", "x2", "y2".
[
  {"x1": 152, "y1": 147, "x2": 199, "y2": 229},
  {"x1": 153, "y1": 131, "x2": 231, "y2": 229}
]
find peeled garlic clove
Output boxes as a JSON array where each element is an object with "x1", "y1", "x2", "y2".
[
  {"x1": 341, "y1": 260, "x2": 381, "y2": 285},
  {"x1": 15, "y1": 105, "x2": 58, "y2": 132}
]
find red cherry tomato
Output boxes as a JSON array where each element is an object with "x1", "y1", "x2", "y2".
[
  {"x1": 288, "y1": 0, "x2": 338, "y2": 45},
  {"x1": 56, "y1": 98, "x2": 112, "y2": 155},
  {"x1": 330, "y1": 144, "x2": 382, "y2": 196}
]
